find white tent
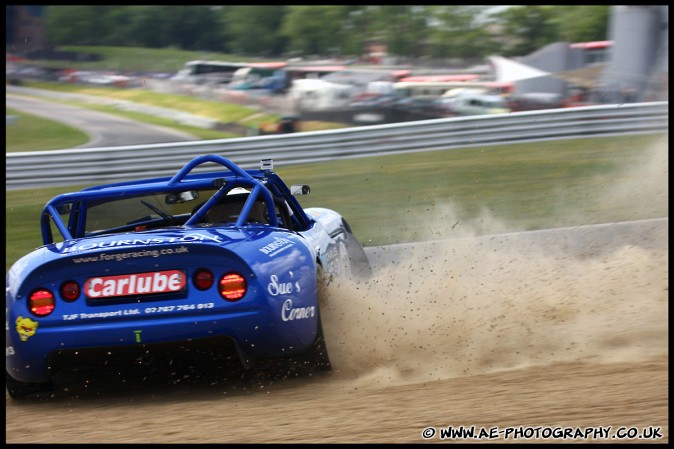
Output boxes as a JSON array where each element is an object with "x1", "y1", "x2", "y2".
[{"x1": 488, "y1": 56, "x2": 550, "y2": 82}]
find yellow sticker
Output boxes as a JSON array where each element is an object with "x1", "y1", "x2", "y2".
[{"x1": 16, "y1": 316, "x2": 38, "y2": 341}]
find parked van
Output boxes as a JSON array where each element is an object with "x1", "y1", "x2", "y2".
[{"x1": 441, "y1": 88, "x2": 510, "y2": 116}]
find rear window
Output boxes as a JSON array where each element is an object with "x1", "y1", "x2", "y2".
[{"x1": 84, "y1": 188, "x2": 216, "y2": 235}]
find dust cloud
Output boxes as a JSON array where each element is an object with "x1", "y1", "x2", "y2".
[
  {"x1": 319, "y1": 136, "x2": 668, "y2": 390},
  {"x1": 595, "y1": 134, "x2": 669, "y2": 218}
]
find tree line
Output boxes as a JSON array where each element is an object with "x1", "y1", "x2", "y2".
[{"x1": 45, "y1": 5, "x2": 610, "y2": 60}]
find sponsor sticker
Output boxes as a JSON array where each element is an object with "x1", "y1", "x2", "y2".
[
  {"x1": 15, "y1": 316, "x2": 38, "y2": 342},
  {"x1": 259, "y1": 237, "x2": 294, "y2": 257},
  {"x1": 85, "y1": 270, "x2": 186, "y2": 299},
  {"x1": 281, "y1": 299, "x2": 315, "y2": 321},
  {"x1": 62, "y1": 233, "x2": 222, "y2": 254}
]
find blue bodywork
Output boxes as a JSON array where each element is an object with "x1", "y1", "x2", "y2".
[{"x1": 6, "y1": 155, "x2": 368, "y2": 395}]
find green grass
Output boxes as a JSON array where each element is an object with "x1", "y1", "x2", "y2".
[
  {"x1": 25, "y1": 81, "x2": 265, "y2": 122},
  {"x1": 6, "y1": 100, "x2": 241, "y2": 149},
  {"x1": 278, "y1": 133, "x2": 668, "y2": 245},
  {"x1": 6, "y1": 133, "x2": 668, "y2": 272},
  {"x1": 25, "y1": 45, "x2": 255, "y2": 73},
  {"x1": 6, "y1": 107, "x2": 90, "y2": 151}
]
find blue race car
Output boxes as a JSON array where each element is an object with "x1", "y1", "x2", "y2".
[{"x1": 6, "y1": 154, "x2": 370, "y2": 399}]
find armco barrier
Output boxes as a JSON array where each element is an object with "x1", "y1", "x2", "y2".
[{"x1": 6, "y1": 102, "x2": 668, "y2": 190}]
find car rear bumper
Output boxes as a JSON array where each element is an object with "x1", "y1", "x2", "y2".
[{"x1": 7, "y1": 308, "x2": 317, "y2": 383}]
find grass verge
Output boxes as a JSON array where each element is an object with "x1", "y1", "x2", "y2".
[{"x1": 6, "y1": 133, "x2": 668, "y2": 272}]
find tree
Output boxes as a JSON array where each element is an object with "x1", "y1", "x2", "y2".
[
  {"x1": 369, "y1": 6, "x2": 429, "y2": 58},
  {"x1": 280, "y1": 6, "x2": 350, "y2": 57},
  {"x1": 42, "y1": 5, "x2": 612, "y2": 61},
  {"x1": 551, "y1": 6, "x2": 610, "y2": 43},
  {"x1": 162, "y1": 6, "x2": 225, "y2": 52},
  {"x1": 46, "y1": 6, "x2": 227, "y2": 52},
  {"x1": 427, "y1": 6, "x2": 499, "y2": 60},
  {"x1": 331, "y1": 6, "x2": 376, "y2": 57},
  {"x1": 223, "y1": 6, "x2": 286, "y2": 57},
  {"x1": 46, "y1": 6, "x2": 121, "y2": 45},
  {"x1": 491, "y1": 5, "x2": 560, "y2": 57}
]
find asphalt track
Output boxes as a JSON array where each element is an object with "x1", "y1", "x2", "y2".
[
  {"x1": 6, "y1": 93, "x2": 198, "y2": 148},
  {"x1": 5, "y1": 218, "x2": 668, "y2": 443}
]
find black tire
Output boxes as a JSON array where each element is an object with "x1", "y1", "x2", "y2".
[
  {"x1": 296, "y1": 313, "x2": 332, "y2": 372},
  {"x1": 275, "y1": 323, "x2": 331, "y2": 380},
  {"x1": 6, "y1": 372, "x2": 54, "y2": 400}
]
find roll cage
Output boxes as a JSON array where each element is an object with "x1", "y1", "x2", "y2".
[{"x1": 39, "y1": 155, "x2": 313, "y2": 245}]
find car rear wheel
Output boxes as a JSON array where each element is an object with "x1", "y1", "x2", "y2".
[
  {"x1": 6, "y1": 372, "x2": 54, "y2": 400},
  {"x1": 296, "y1": 312, "x2": 332, "y2": 372}
]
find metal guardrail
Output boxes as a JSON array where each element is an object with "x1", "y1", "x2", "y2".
[{"x1": 6, "y1": 102, "x2": 668, "y2": 190}]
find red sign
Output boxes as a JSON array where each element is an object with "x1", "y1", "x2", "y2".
[{"x1": 85, "y1": 270, "x2": 186, "y2": 299}]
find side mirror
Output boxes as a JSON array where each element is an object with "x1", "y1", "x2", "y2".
[{"x1": 290, "y1": 184, "x2": 310, "y2": 195}]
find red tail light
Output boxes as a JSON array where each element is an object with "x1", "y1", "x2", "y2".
[
  {"x1": 219, "y1": 273, "x2": 246, "y2": 301},
  {"x1": 193, "y1": 269, "x2": 214, "y2": 290},
  {"x1": 60, "y1": 281, "x2": 80, "y2": 301},
  {"x1": 29, "y1": 289, "x2": 56, "y2": 316}
]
